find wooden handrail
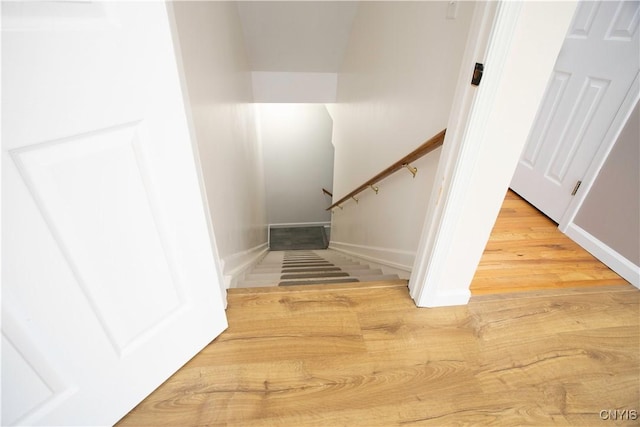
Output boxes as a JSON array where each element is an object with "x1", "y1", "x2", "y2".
[
  {"x1": 327, "y1": 129, "x2": 446, "y2": 210},
  {"x1": 322, "y1": 188, "x2": 333, "y2": 197}
]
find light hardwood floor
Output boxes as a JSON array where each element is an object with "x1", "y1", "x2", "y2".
[
  {"x1": 117, "y1": 281, "x2": 639, "y2": 426},
  {"x1": 471, "y1": 190, "x2": 628, "y2": 295}
]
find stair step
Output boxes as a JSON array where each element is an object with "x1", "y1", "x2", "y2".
[
  {"x1": 282, "y1": 260, "x2": 325, "y2": 264},
  {"x1": 281, "y1": 267, "x2": 342, "y2": 273},
  {"x1": 355, "y1": 274, "x2": 400, "y2": 282},
  {"x1": 282, "y1": 256, "x2": 320, "y2": 260},
  {"x1": 279, "y1": 278, "x2": 360, "y2": 286},
  {"x1": 251, "y1": 264, "x2": 365, "y2": 274},
  {"x1": 280, "y1": 265, "x2": 334, "y2": 270},
  {"x1": 245, "y1": 268, "x2": 380, "y2": 282},
  {"x1": 229, "y1": 280, "x2": 408, "y2": 295},
  {"x1": 236, "y1": 249, "x2": 405, "y2": 289},
  {"x1": 239, "y1": 274, "x2": 398, "y2": 288},
  {"x1": 280, "y1": 272, "x2": 350, "y2": 280}
]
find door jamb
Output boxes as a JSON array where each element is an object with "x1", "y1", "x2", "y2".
[
  {"x1": 409, "y1": 1, "x2": 578, "y2": 307},
  {"x1": 409, "y1": 1, "x2": 506, "y2": 307},
  {"x1": 165, "y1": 2, "x2": 228, "y2": 307}
]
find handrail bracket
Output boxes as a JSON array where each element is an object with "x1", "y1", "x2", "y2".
[{"x1": 403, "y1": 163, "x2": 418, "y2": 178}]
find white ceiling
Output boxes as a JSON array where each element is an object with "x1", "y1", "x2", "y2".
[{"x1": 236, "y1": 1, "x2": 359, "y2": 72}]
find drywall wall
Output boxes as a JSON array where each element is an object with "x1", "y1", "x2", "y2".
[
  {"x1": 170, "y1": 2, "x2": 267, "y2": 284},
  {"x1": 329, "y1": 1, "x2": 474, "y2": 268},
  {"x1": 236, "y1": 1, "x2": 358, "y2": 72},
  {"x1": 575, "y1": 102, "x2": 640, "y2": 265},
  {"x1": 252, "y1": 72, "x2": 337, "y2": 103},
  {"x1": 258, "y1": 104, "x2": 334, "y2": 225}
]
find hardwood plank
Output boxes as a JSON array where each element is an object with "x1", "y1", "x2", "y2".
[
  {"x1": 470, "y1": 190, "x2": 628, "y2": 295},
  {"x1": 117, "y1": 283, "x2": 639, "y2": 427}
]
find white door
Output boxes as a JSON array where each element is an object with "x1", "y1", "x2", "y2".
[
  {"x1": 511, "y1": 0, "x2": 640, "y2": 222},
  {"x1": 1, "y1": 2, "x2": 227, "y2": 425}
]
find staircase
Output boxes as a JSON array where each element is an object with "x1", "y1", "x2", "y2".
[{"x1": 236, "y1": 249, "x2": 401, "y2": 288}]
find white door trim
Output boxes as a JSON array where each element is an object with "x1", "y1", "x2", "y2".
[
  {"x1": 409, "y1": 1, "x2": 578, "y2": 307},
  {"x1": 409, "y1": 0, "x2": 507, "y2": 307},
  {"x1": 165, "y1": 1, "x2": 228, "y2": 307}
]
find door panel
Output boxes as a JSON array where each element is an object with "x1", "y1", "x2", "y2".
[
  {"x1": 1, "y1": 306, "x2": 77, "y2": 426},
  {"x1": 12, "y1": 122, "x2": 186, "y2": 354},
  {"x1": 2, "y1": 2, "x2": 227, "y2": 425},
  {"x1": 511, "y1": 0, "x2": 639, "y2": 222}
]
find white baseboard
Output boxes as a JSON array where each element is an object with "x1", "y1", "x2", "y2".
[
  {"x1": 565, "y1": 223, "x2": 640, "y2": 289},
  {"x1": 329, "y1": 241, "x2": 414, "y2": 273},
  {"x1": 220, "y1": 242, "x2": 269, "y2": 289},
  {"x1": 420, "y1": 289, "x2": 472, "y2": 308},
  {"x1": 269, "y1": 221, "x2": 331, "y2": 228}
]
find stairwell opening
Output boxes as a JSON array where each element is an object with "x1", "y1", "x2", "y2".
[
  {"x1": 235, "y1": 103, "x2": 402, "y2": 288},
  {"x1": 257, "y1": 103, "x2": 335, "y2": 251}
]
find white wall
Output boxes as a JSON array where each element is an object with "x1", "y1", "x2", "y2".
[
  {"x1": 252, "y1": 72, "x2": 337, "y2": 103},
  {"x1": 328, "y1": 1, "x2": 475, "y2": 269},
  {"x1": 258, "y1": 104, "x2": 334, "y2": 226},
  {"x1": 236, "y1": 1, "x2": 358, "y2": 72},
  {"x1": 575, "y1": 102, "x2": 639, "y2": 265},
  {"x1": 169, "y1": 2, "x2": 267, "y2": 284}
]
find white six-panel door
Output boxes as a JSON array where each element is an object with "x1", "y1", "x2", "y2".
[
  {"x1": 511, "y1": 0, "x2": 640, "y2": 223},
  {"x1": 2, "y1": 2, "x2": 227, "y2": 425}
]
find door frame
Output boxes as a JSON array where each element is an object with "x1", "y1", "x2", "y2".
[
  {"x1": 165, "y1": 1, "x2": 228, "y2": 306},
  {"x1": 409, "y1": 1, "x2": 579, "y2": 307}
]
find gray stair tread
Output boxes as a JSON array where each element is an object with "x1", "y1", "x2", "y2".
[
  {"x1": 281, "y1": 263, "x2": 338, "y2": 267},
  {"x1": 280, "y1": 272, "x2": 350, "y2": 280},
  {"x1": 281, "y1": 267, "x2": 342, "y2": 273},
  {"x1": 246, "y1": 269, "x2": 382, "y2": 282},
  {"x1": 253, "y1": 262, "x2": 362, "y2": 272},
  {"x1": 279, "y1": 278, "x2": 360, "y2": 286}
]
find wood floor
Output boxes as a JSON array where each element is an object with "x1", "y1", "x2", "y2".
[
  {"x1": 471, "y1": 190, "x2": 628, "y2": 295},
  {"x1": 117, "y1": 281, "x2": 639, "y2": 426},
  {"x1": 116, "y1": 190, "x2": 637, "y2": 426}
]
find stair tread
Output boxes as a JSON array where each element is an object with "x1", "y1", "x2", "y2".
[
  {"x1": 280, "y1": 272, "x2": 351, "y2": 280},
  {"x1": 279, "y1": 278, "x2": 360, "y2": 286},
  {"x1": 281, "y1": 267, "x2": 342, "y2": 273},
  {"x1": 229, "y1": 279, "x2": 409, "y2": 294},
  {"x1": 246, "y1": 268, "x2": 382, "y2": 281}
]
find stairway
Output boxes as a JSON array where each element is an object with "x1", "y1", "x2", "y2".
[{"x1": 236, "y1": 249, "x2": 401, "y2": 288}]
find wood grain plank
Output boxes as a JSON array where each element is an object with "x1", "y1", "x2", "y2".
[
  {"x1": 471, "y1": 190, "x2": 628, "y2": 295},
  {"x1": 117, "y1": 282, "x2": 639, "y2": 427}
]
